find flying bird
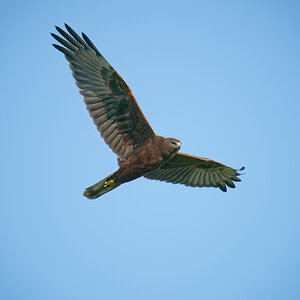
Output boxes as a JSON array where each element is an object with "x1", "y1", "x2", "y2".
[{"x1": 51, "y1": 24, "x2": 244, "y2": 199}]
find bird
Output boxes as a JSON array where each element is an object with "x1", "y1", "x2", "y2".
[{"x1": 51, "y1": 24, "x2": 244, "y2": 199}]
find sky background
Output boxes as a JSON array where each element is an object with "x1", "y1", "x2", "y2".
[{"x1": 1, "y1": 0, "x2": 300, "y2": 299}]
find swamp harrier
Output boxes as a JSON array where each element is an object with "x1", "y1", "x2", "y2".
[{"x1": 51, "y1": 24, "x2": 244, "y2": 199}]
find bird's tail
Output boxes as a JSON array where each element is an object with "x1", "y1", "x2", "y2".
[{"x1": 83, "y1": 172, "x2": 120, "y2": 199}]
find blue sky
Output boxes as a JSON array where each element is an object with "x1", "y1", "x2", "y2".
[{"x1": 1, "y1": 1, "x2": 300, "y2": 299}]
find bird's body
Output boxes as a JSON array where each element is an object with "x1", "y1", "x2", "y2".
[
  {"x1": 84, "y1": 136, "x2": 181, "y2": 198},
  {"x1": 51, "y1": 24, "x2": 244, "y2": 199},
  {"x1": 116, "y1": 136, "x2": 181, "y2": 181}
]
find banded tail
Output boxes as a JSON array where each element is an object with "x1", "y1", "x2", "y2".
[{"x1": 83, "y1": 172, "x2": 120, "y2": 199}]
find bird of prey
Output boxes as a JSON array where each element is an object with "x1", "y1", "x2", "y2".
[{"x1": 51, "y1": 24, "x2": 244, "y2": 199}]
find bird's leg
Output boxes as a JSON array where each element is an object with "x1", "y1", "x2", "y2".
[
  {"x1": 103, "y1": 179, "x2": 116, "y2": 189},
  {"x1": 83, "y1": 172, "x2": 120, "y2": 199}
]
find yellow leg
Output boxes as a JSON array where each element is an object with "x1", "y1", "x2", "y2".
[{"x1": 103, "y1": 179, "x2": 116, "y2": 189}]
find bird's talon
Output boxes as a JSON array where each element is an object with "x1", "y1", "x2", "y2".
[{"x1": 104, "y1": 179, "x2": 115, "y2": 189}]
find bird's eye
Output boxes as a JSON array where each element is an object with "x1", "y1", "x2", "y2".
[{"x1": 171, "y1": 141, "x2": 178, "y2": 146}]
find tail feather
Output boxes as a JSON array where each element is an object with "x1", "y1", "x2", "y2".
[{"x1": 83, "y1": 172, "x2": 119, "y2": 199}]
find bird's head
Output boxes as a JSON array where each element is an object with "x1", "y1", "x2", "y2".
[{"x1": 163, "y1": 137, "x2": 181, "y2": 154}]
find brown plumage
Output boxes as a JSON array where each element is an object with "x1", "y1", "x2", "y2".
[{"x1": 51, "y1": 24, "x2": 244, "y2": 199}]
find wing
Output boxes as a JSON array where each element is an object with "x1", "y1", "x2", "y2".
[
  {"x1": 144, "y1": 153, "x2": 244, "y2": 192},
  {"x1": 51, "y1": 24, "x2": 155, "y2": 161}
]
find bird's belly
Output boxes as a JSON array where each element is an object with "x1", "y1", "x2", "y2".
[{"x1": 116, "y1": 154, "x2": 164, "y2": 184}]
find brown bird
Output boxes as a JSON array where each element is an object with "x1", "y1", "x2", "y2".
[{"x1": 51, "y1": 24, "x2": 244, "y2": 199}]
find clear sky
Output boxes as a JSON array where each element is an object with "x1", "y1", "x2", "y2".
[{"x1": 1, "y1": 1, "x2": 300, "y2": 299}]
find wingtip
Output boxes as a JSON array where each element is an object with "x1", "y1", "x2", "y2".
[
  {"x1": 52, "y1": 43, "x2": 61, "y2": 49},
  {"x1": 64, "y1": 23, "x2": 72, "y2": 32},
  {"x1": 81, "y1": 32, "x2": 87, "y2": 39},
  {"x1": 237, "y1": 166, "x2": 245, "y2": 176},
  {"x1": 225, "y1": 180, "x2": 236, "y2": 189},
  {"x1": 218, "y1": 185, "x2": 227, "y2": 192},
  {"x1": 54, "y1": 25, "x2": 63, "y2": 33}
]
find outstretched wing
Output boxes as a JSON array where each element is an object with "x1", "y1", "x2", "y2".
[
  {"x1": 144, "y1": 153, "x2": 244, "y2": 192},
  {"x1": 51, "y1": 24, "x2": 155, "y2": 161}
]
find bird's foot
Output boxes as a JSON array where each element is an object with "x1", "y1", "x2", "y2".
[{"x1": 104, "y1": 179, "x2": 116, "y2": 189}]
